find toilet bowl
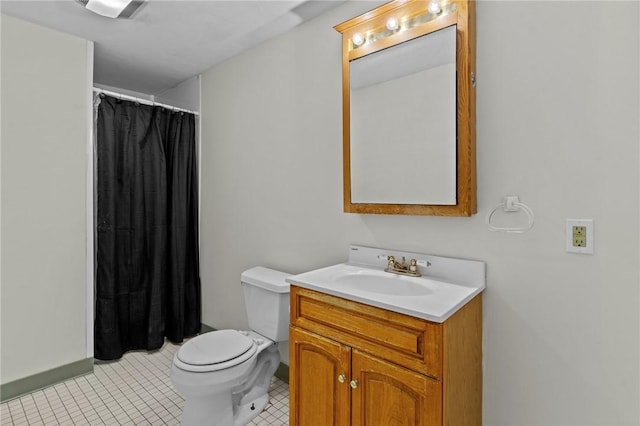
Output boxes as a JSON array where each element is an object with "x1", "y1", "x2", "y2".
[{"x1": 170, "y1": 267, "x2": 290, "y2": 426}]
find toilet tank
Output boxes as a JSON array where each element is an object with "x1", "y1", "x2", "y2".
[{"x1": 241, "y1": 266, "x2": 290, "y2": 342}]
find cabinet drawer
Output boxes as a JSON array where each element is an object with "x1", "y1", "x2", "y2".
[{"x1": 290, "y1": 285, "x2": 442, "y2": 378}]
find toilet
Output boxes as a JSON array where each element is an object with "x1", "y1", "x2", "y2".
[{"x1": 170, "y1": 267, "x2": 290, "y2": 426}]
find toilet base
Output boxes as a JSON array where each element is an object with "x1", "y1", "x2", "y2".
[
  {"x1": 181, "y1": 387, "x2": 233, "y2": 426},
  {"x1": 177, "y1": 342, "x2": 280, "y2": 426},
  {"x1": 234, "y1": 393, "x2": 269, "y2": 426},
  {"x1": 180, "y1": 390, "x2": 269, "y2": 426}
]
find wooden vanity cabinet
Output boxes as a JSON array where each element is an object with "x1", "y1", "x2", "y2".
[{"x1": 289, "y1": 285, "x2": 482, "y2": 426}]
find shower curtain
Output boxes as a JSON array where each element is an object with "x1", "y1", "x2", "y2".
[{"x1": 94, "y1": 94, "x2": 201, "y2": 360}]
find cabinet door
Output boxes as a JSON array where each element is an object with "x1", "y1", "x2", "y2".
[
  {"x1": 289, "y1": 326, "x2": 351, "y2": 426},
  {"x1": 351, "y1": 349, "x2": 442, "y2": 426}
]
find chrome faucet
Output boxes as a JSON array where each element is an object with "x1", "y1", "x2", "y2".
[{"x1": 384, "y1": 256, "x2": 422, "y2": 277}]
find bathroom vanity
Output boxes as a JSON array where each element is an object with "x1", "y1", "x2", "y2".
[{"x1": 287, "y1": 246, "x2": 485, "y2": 425}]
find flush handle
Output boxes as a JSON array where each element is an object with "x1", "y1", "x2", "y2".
[
  {"x1": 338, "y1": 374, "x2": 346, "y2": 383},
  {"x1": 350, "y1": 379, "x2": 359, "y2": 389}
]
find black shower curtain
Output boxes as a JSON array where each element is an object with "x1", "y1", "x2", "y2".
[{"x1": 94, "y1": 94, "x2": 201, "y2": 360}]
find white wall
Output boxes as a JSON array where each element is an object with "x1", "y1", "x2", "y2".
[
  {"x1": 156, "y1": 75, "x2": 201, "y2": 113},
  {"x1": 200, "y1": 1, "x2": 639, "y2": 424},
  {"x1": 1, "y1": 15, "x2": 90, "y2": 383}
]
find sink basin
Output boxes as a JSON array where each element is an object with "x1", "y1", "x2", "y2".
[
  {"x1": 332, "y1": 270, "x2": 433, "y2": 296},
  {"x1": 286, "y1": 246, "x2": 486, "y2": 323}
]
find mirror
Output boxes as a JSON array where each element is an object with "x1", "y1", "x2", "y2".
[
  {"x1": 351, "y1": 26, "x2": 457, "y2": 205},
  {"x1": 335, "y1": 0, "x2": 476, "y2": 216}
]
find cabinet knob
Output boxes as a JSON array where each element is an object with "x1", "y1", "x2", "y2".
[
  {"x1": 350, "y1": 379, "x2": 359, "y2": 389},
  {"x1": 338, "y1": 374, "x2": 346, "y2": 384}
]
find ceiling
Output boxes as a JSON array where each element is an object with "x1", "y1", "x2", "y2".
[{"x1": 1, "y1": 0, "x2": 343, "y2": 95}]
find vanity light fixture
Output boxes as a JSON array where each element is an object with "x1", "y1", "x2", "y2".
[
  {"x1": 428, "y1": 0, "x2": 442, "y2": 15},
  {"x1": 349, "y1": 1, "x2": 456, "y2": 51},
  {"x1": 78, "y1": 0, "x2": 144, "y2": 19},
  {"x1": 352, "y1": 32, "x2": 366, "y2": 47},
  {"x1": 386, "y1": 17, "x2": 400, "y2": 31}
]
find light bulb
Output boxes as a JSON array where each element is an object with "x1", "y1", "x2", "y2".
[
  {"x1": 428, "y1": 0, "x2": 441, "y2": 14},
  {"x1": 352, "y1": 32, "x2": 365, "y2": 47},
  {"x1": 386, "y1": 17, "x2": 399, "y2": 31}
]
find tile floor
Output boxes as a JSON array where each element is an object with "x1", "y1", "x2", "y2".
[{"x1": 0, "y1": 341, "x2": 289, "y2": 426}]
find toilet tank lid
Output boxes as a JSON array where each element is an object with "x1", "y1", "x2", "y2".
[{"x1": 241, "y1": 266, "x2": 290, "y2": 293}]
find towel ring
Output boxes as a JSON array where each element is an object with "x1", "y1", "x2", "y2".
[{"x1": 487, "y1": 196, "x2": 534, "y2": 233}]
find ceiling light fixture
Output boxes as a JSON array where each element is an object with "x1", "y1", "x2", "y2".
[{"x1": 78, "y1": 0, "x2": 145, "y2": 19}]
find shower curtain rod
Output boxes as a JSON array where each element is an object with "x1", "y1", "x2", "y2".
[{"x1": 93, "y1": 88, "x2": 199, "y2": 116}]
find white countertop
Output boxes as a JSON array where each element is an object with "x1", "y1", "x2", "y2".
[{"x1": 286, "y1": 245, "x2": 486, "y2": 323}]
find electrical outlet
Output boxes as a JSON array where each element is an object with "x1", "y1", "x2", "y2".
[
  {"x1": 566, "y1": 219, "x2": 594, "y2": 254},
  {"x1": 572, "y1": 226, "x2": 586, "y2": 247}
]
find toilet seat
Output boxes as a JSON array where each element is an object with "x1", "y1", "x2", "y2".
[{"x1": 175, "y1": 330, "x2": 258, "y2": 373}]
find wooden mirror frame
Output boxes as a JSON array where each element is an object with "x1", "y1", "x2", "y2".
[{"x1": 335, "y1": 0, "x2": 476, "y2": 216}]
